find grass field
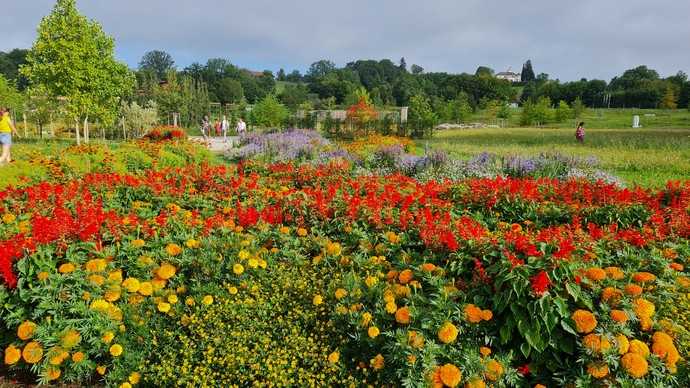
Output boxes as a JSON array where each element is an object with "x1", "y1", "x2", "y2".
[{"x1": 422, "y1": 127, "x2": 690, "y2": 187}]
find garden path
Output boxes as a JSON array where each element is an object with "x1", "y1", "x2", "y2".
[{"x1": 188, "y1": 136, "x2": 238, "y2": 153}]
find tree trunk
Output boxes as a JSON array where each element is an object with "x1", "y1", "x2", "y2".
[
  {"x1": 84, "y1": 117, "x2": 90, "y2": 143},
  {"x1": 23, "y1": 113, "x2": 28, "y2": 138},
  {"x1": 75, "y1": 119, "x2": 81, "y2": 145},
  {"x1": 122, "y1": 117, "x2": 127, "y2": 140}
]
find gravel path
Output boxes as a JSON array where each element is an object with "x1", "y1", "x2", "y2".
[{"x1": 188, "y1": 136, "x2": 239, "y2": 153}]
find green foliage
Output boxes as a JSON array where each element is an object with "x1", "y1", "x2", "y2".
[
  {"x1": 555, "y1": 100, "x2": 573, "y2": 123},
  {"x1": 138, "y1": 50, "x2": 175, "y2": 80},
  {"x1": 251, "y1": 94, "x2": 289, "y2": 128},
  {"x1": 408, "y1": 94, "x2": 437, "y2": 138},
  {"x1": 0, "y1": 74, "x2": 24, "y2": 111},
  {"x1": 0, "y1": 49, "x2": 29, "y2": 89},
  {"x1": 120, "y1": 101, "x2": 159, "y2": 138},
  {"x1": 152, "y1": 71, "x2": 209, "y2": 129},
  {"x1": 572, "y1": 97, "x2": 586, "y2": 118},
  {"x1": 21, "y1": 0, "x2": 134, "y2": 127},
  {"x1": 660, "y1": 87, "x2": 678, "y2": 110},
  {"x1": 521, "y1": 59, "x2": 536, "y2": 83}
]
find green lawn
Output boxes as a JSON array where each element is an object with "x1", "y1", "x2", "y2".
[{"x1": 421, "y1": 127, "x2": 690, "y2": 187}]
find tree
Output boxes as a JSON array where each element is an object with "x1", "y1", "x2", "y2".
[
  {"x1": 0, "y1": 49, "x2": 29, "y2": 89},
  {"x1": 660, "y1": 86, "x2": 678, "y2": 109},
  {"x1": 26, "y1": 85, "x2": 58, "y2": 137},
  {"x1": 0, "y1": 74, "x2": 24, "y2": 112},
  {"x1": 411, "y1": 64, "x2": 424, "y2": 75},
  {"x1": 399, "y1": 57, "x2": 407, "y2": 72},
  {"x1": 279, "y1": 83, "x2": 310, "y2": 110},
  {"x1": 277, "y1": 68, "x2": 286, "y2": 81},
  {"x1": 521, "y1": 60, "x2": 535, "y2": 83},
  {"x1": 139, "y1": 50, "x2": 175, "y2": 80},
  {"x1": 572, "y1": 97, "x2": 586, "y2": 118},
  {"x1": 555, "y1": 100, "x2": 573, "y2": 122},
  {"x1": 21, "y1": 0, "x2": 134, "y2": 143},
  {"x1": 408, "y1": 94, "x2": 437, "y2": 138},
  {"x1": 307, "y1": 60, "x2": 336, "y2": 79},
  {"x1": 475, "y1": 66, "x2": 494, "y2": 78},
  {"x1": 250, "y1": 94, "x2": 289, "y2": 128},
  {"x1": 215, "y1": 78, "x2": 244, "y2": 105},
  {"x1": 121, "y1": 100, "x2": 158, "y2": 138}
]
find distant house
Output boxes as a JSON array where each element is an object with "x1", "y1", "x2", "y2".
[{"x1": 496, "y1": 69, "x2": 521, "y2": 83}]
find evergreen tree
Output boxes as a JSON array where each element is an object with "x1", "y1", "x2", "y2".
[
  {"x1": 399, "y1": 57, "x2": 407, "y2": 72},
  {"x1": 660, "y1": 86, "x2": 678, "y2": 109},
  {"x1": 521, "y1": 60, "x2": 536, "y2": 83}
]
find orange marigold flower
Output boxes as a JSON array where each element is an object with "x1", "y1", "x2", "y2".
[
  {"x1": 22, "y1": 341, "x2": 43, "y2": 364},
  {"x1": 165, "y1": 243, "x2": 182, "y2": 256},
  {"x1": 465, "y1": 378, "x2": 486, "y2": 388},
  {"x1": 368, "y1": 326, "x2": 380, "y2": 338},
  {"x1": 17, "y1": 321, "x2": 37, "y2": 340},
  {"x1": 370, "y1": 354, "x2": 384, "y2": 370},
  {"x1": 585, "y1": 267, "x2": 606, "y2": 281},
  {"x1": 604, "y1": 266, "x2": 625, "y2": 280},
  {"x1": 479, "y1": 346, "x2": 492, "y2": 357},
  {"x1": 439, "y1": 363, "x2": 462, "y2": 387},
  {"x1": 465, "y1": 304, "x2": 484, "y2": 323},
  {"x1": 328, "y1": 351, "x2": 339, "y2": 364},
  {"x1": 629, "y1": 339, "x2": 650, "y2": 358},
  {"x1": 616, "y1": 334, "x2": 630, "y2": 355},
  {"x1": 438, "y1": 321, "x2": 459, "y2": 344},
  {"x1": 652, "y1": 331, "x2": 681, "y2": 369},
  {"x1": 621, "y1": 352, "x2": 648, "y2": 378},
  {"x1": 58, "y1": 263, "x2": 76, "y2": 274},
  {"x1": 583, "y1": 334, "x2": 609, "y2": 353},
  {"x1": 395, "y1": 306, "x2": 411, "y2": 324},
  {"x1": 571, "y1": 309, "x2": 597, "y2": 334},
  {"x1": 601, "y1": 287, "x2": 623, "y2": 304},
  {"x1": 610, "y1": 309, "x2": 629, "y2": 323},
  {"x1": 407, "y1": 331, "x2": 425, "y2": 349},
  {"x1": 624, "y1": 284, "x2": 643, "y2": 296},
  {"x1": 587, "y1": 362, "x2": 609, "y2": 379},
  {"x1": 72, "y1": 352, "x2": 85, "y2": 363},
  {"x1": 480, "y1": 310, "x2": 493, "y2": 321},
  {"x1": 484, "y1": 359, "x2": 504, "y2": 381},
  {"x1": 421, "y1": 263, "x2": 437, "y2": 272},
  {"x1": 46, "y1": 367, "x2": 61, "y2": 381},
  {"x1": 156, "y1": 263, "x2": 177, "y2": 280},
  {"x1": 632, "y1": 272, "x2": 656, "y2": 283},
  {"x1": 669, "y1": 263, "x2": 683, "y2": 271},
  {"x1": 398, "y1": 269, "x2": 414, "y2": 285},
  {"x1": 4, "y1": 345, "x2": 21, "y2": 365}
]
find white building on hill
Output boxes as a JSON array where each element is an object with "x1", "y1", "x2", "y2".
[{"x1": 496, "y1": 69, "x2": 521, "y2": 83}]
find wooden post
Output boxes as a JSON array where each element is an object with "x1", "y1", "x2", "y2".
[
  {"x1": 75, "y1": 119, "x2": 81, "y2": 145},
  {"x1": 23, "y1": 113, "x2": 28, "y2": 138},
  {"x1": 122, "y1": 117, "x2": 126, "y2": 140},
  {"x1": 83, "y1": 117, "x2": 89, "y2": 143}
]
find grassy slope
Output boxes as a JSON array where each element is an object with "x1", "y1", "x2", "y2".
[{"x1": 422, "y1": 127, "x2": 690, "y2": 187}]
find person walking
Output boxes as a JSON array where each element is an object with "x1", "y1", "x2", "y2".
[
  {"x1": 236, "y1": 117, "x2": 246, "y2": 135},
  {"x1": 201, "y1": 115, "x2": 210, "y2": 141},
  {"x1": 575, "y1": 122, "x2": 585, "y2": 143},
  {"x1": 0, "y1": 107, "x2": 18, "y2": 165},
  {"x1": 221, "y1": 115, "x2": 229, "y2": 143},
  {"x1": 214, "y1": 120, "x2": 221, "y2": 137}
]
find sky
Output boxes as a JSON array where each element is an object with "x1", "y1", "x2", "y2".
[{"x1": 3, "y1": 0, "x2": 689, "y2": 82}]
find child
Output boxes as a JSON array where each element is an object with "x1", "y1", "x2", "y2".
[
  {"x1": 575, "y1": 122, "x2": 585, "y2": 143},
  {"x1": 0, "y1": 107, "x2": 19, "y2": 165}
]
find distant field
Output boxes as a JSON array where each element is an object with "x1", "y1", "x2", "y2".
[{"x1": 422, "y1": 127, "x2": 690, "y2": 187}]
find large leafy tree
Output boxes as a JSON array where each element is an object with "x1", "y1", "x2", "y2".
[
  {"x1": 21, "y1": 0, "x2": 134, "y2": 142},
  {"x1": 139, "y1": 50, "x2": 176, "y2": 80}
]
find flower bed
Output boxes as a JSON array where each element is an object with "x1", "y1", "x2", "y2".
[{"x1": 0, "y1": 160, "x2": 688, "y2": 386}]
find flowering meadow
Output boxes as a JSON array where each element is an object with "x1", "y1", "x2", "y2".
[{"x1": 0, "y1": 138, "x2": 689, "y2": 387}]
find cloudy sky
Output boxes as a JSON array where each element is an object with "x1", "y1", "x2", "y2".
[{"x1": 3, "y1": 0, "x2": 689, "y2": 81}]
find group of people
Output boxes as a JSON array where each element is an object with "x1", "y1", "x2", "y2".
[
  {"x1": 0, "y1": 107, "x2": 18, "y2": 164},
  {"x1": 201, "y1": 115, "x2": 246, "y2": 142}
]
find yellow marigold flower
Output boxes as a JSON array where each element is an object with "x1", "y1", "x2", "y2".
[
  {"x1": 109, "y1": 344, "x2": 123, "y2": 357},
  {"x1": 611, "y1": 309, "x2": 629, "y2": 323},
  {"x1": 629, "y1": 339, "x2": 650, "y2": 358},
  {"x1": 108, "y1": 270, "x2": 123, "y2": 283},
  {"x1": 435, "y1": 363, "x2": 462, "y2": 387},
  {"x1": 247, "y1": 258, "x2": 259, "y2": 269},
  {"x1": 633, "y1": 298, "x2": 655, "y2": 318},
  {"x1": 185, "y1": 239, "x2": 200, "y2": 248},
  {"x1": 438, "y1": 321, "x2": 459, "y2": 344},
  {"x1": 407, "y1": 331, "x2": 425, "y2": 349},
  {"x1": 395, "y1": 306, "x2": 411, "y2": 324},
  {"x1": 120, "y1": 383, "x2": 132, "y2": 388},
  {"x1": 17, "y1": 321, "x2": 37, "y2": 340},
  {"x1": 365, "y1": 275, "x2": 378, "y2": 288},
  {"x1": 138, "y1": 282, "x2": 153, "y2": 296},
  {"x1": 72, "y1": 352, "x2": 85, "y2": 363},
  {"x1": 4, "y1": 345, "x2": 21, "y2": 365},
  {"x1": 88, "y1": 274, "x2": 105, "y2": 286},
  {"x1": 58, "y1": 263, "x2": 76, "y2": 274},
  {"x1": 571, "y1": 309, "x2": 597, "y2": 334},
  {"x1": 22, "y1": 341, "x2": 43, "y2": 364},
  {"x1": 328, "y1": 351, "x2": 339, "y2": 364},
  {"x1": 624, "y1": 284, "x2": 643, "y2": 296},
  {"x1": 122, "y1": 278, "x2": 140, "y2": 293},
  {"x1": 90, "y1": 299, "x2": 110, "y2": 311},
  {"x1": 186, "y1": 297, "x2": 195, "y2": 306},
  {"x1": 325, "y1": 242, "x2": 342, "y2": 256},
  {"x1": 129, "y1": 372, "x2": 141, "y2": 384},
  {"x1": 480, "y1": 346, "x2": 492, "y2": 357},
  {"x1": 616, "y1": 334, "x2": 630, "y2": 355},
  {"x1": 2, "y1": 212, "x2": 16, "y2": 223},
  {"x1": 368, "y1": 326, "x2": 380, "y2": 338},
  {"x1": 297, "y1": 227, "x2": 308, "y2": 237},
  {"x1": 370, "y1": 354, "x2": 384, "y2": 370},
  {"x1": 398, "y1": 269, "x2": 414, "y2": 284},
  {"x1": 407, "y1": 354, "x2": 417, "y2": 365},
  {"x1": 202, "y1": 295, "x2": 214, "y2": 305},
  {"x1": 167, "y1": 294, "x2": 178, "y2": 304},
  {"x1": 49, "y1": 349, "x2": 69, "y2": 365},
  {"x1": 484, "y1": 359, "x2": 504, "y2": 381},
  {"x1": 131, "y1": 239, "x2": 145, "y2": 249},
  {"x1": 138, "y1": 255, "x2": 154, "y2": 266},
  {"x1": 61, "y1": 330, "x2": 81, "y2": 349},
  {"x1": 165, "y1": 243, "x2": 182, "y2": 256},
  {"x1": 85, "y1": 258, "x2": 107, "y2": 272},
  {"x1": 632, "y1": 272, "x2": 656, "y2": 283},
  {"x1": 157, "y1": 302, "x2": 171, "y2": 313},
  {"x1": 585, "y1": 267, "x2": 607, "y2": 281},
  {"x1": 621, "y1": 352, "x2": 648, "y2": 378},
  {"x1": 601, "y1": 287, "x2": 623, "y2": 304},
  {"x1": 228, "y1": 286, "x2": 238, "y2": 295},
  {"x1": 37, "y1": 271, "x2": 49, "y2": 282},
  {"x1": 233, "y1": 263, "x2": 245, "y2": 275},
  {"x1": 96, "y1": 365, "x2": 107, "y2": 375},
  {"x1": 46, "y1": 367, "x2": 61, "y2": 381},
  {"x1": 102, "y1": 331, "x2": 115, "y2": 344},
  {"x1": 465, "y1": 304, "x2": 484, "y2": 323},
  {"x1": 604, "y1": 266, "x2": 625, "y2": 280},
  {"x1": 105, "y1": 285, "x2": 122, "y2": 302},
  {"x1": 156, "y1": 263, "x2": 176, "y2": 280},
  {"x1": 385, "y1": 301, "x2": 398, "y2": 314},
  {"x1": 587, "y1": 362, "x2": 609, "y2": 379},
  {"x1": 279, "y1": 226, "x2": 290, "y2": 234},
  {"x1": 312, "y1": 294, "x2": 323, "y2": 306},
  {"x1": 361, "y1": 312, "x2": 372, "y2": 327},
  {"x1": 82, "y1": 291, "x2": 91, "y2": 301}
]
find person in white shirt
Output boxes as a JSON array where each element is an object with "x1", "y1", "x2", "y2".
[
  {"x1": 221, "y1": 115, "x2": 229, "y2": 143},
  {"x1": 236, "y1": 118, "x2": 246, "y2": 135}
]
